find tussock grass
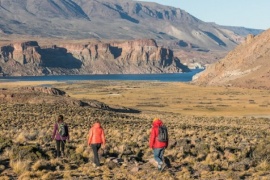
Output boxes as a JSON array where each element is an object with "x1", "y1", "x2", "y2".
[
  {"x1": 0, "y1": 81, "x2": 270, "y2": 179},
  {"x1": 256, "y1": 159, "x2": 270, "y2": 171},
  {"x1": 10, "y1": 159, "x2": 30, "y2": 175},
  {"x1": 54, "y1": 81, "x2": 270, "y2": 117}
]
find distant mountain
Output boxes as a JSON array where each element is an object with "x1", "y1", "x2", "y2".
[
  {"x1": 0, "y1": 0, "x2": 264, "y2": 76},
  {"x1": 0, "y1": 0, "x2": 262, "y2": 51},
  {"x1": 219, "y1": 25, "x2": 263, "y2": 37},
  {"x1": 193, "y1": 29, "x2": 270, "y2": 90}
]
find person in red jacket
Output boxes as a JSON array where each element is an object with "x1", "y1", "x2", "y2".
[
  {"x1": 149, "y1": 118, "x2": 168, "y2": 171},
  {"x1": 88, "y1": 120, "x2": 106, "y2": 167}
]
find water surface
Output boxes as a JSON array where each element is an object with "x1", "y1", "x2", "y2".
[{"x1": 0, "y1": 69, "x2": 203, "y2": 82}]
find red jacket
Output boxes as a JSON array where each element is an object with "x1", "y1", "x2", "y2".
[
  {"x1": 149, "y1": 119, "x2": 168, "y2": 148},
  {"x1": 88, "y1": 123, "x2": 106, "y2": 145}
]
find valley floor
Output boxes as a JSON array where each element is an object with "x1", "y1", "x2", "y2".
[{"x1": 0, "y1": 81, "x2": 270, "y2": 179}]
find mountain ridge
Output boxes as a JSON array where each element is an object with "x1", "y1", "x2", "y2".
[
  {"x1": 193, "y1": 29, "x2": 270, "y2": 89},
  {"x1": 0, "y1": 0, "x2": 262, "y2": 49},
  {"x1": 0, "y1": 0, "x2": 264, "y2": 76}
]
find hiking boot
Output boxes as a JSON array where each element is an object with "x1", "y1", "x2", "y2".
[
  {"x1": 158, "y1": 164, "x2": 162, "y2": 171},
  {"x1": 160, "y1": 164, "x2": 167, "y2": 172},
  {"x1": 157, "y1": 162, "x2": 163, "y2": 171}
]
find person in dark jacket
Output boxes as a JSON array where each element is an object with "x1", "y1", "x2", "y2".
[
  {"x1": 149, "y1": 118, "x2": 168, "y2": 171},
  {"x1": 52, "y1": 115, "x2": 69, "y2": 158},
  {"x1": 88, "y1": 120, "x2": 106, "y2": 167}
]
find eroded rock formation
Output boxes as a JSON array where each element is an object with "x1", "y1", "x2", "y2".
[{"x1": 0, "y1": 39, "x2": 189, "y2": 76}]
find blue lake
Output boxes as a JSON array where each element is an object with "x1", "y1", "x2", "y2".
[{"x1": 0, "y1": 69, "x2": 203, "y2": 82}]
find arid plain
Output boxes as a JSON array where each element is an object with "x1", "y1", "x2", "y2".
[{"x1": 0, "y1": 81, "x2": 270, "y2": 179}]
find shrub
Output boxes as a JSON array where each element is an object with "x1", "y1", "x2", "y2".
[{"x1": 10, "y1": 159, "x2": 30, "y2": 175}]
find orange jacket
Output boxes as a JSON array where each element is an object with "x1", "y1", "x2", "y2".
[{"x1": 88, "y1": 123, "x2": 106, "y2": 145}]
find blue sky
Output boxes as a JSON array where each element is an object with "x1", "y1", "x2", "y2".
[{"x1": 136, "y1": 0, "x2": 270, "y2": 30}]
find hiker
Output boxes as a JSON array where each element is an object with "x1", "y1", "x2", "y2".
[
  {"x1": 88, "y1": 120, "x2": 106, "y2": 167},
  {"x1": 149, "y1": 118, "x2": 168, "y2": 171},
  {"x1": 52, "y1": 115, "x2": 69, "y2": 158}
]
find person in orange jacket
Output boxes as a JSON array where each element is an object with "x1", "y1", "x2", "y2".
[
  {"x1": 88, "y1": 120, "x2": 106, "y2": 167},
  {"x1": 149, "y1": 118, "x2": 168, "y2": 171}
]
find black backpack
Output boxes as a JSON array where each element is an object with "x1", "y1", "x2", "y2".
[
  {"x1": 58, "y1": 123, "x2": 68, "y2": 137},
  {"x1": 158, "y1": 125, "x2": 168, "y2": 142}
]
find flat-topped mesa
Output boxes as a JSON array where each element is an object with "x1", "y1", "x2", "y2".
[
  {"x1": 61, "y1": 43, "x2": 87, "y2": 54},
  {"x1": 117, "y1": 39, "x2": 158, "y2": 48},
  {"x1": 66, "y1": 39, "x2": 172, "y2": 62},
  {"x1": 0, "y1": 39, "x2": 189, "y2": 76}
]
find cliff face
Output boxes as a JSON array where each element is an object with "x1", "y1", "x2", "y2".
[
  {"x1": 0, "y1": 39, "x2": 189, "y2": 76},
  {"x1": 193, "y1": 29, "x2": 270, "y2": 89}
]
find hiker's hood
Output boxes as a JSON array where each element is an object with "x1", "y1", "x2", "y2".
[
  {"x1": 93, "y1": 123, "x2": 101, "y2": 128},
  {"x1": 152, "y1": 119, "x2": 163, "y2": 127}
]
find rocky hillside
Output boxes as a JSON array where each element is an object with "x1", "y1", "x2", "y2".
[
  {"x1": 0, "y1": 39, "x2": 189, "y2": 76},
  {"x1": 193, "y1": 29, "x2": 270, "y2": 89},
  {"x1": 0, "y1": 0, "x2": 262, "y2": 52},
  {"x1": 0, "y1": 0, "x2": 263, "y2": 74}
]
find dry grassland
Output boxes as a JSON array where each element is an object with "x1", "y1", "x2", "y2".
[
  {"x1": 0, "y1": 81, "x2": 61, "y2": 88},
  {"x1": 56, "y1": 81, "x2": 270, "y2": 117},
  {"x1": 0, "y1": 81, "x2": 270, "y2": 179}
]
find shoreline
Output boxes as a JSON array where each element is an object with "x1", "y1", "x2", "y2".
[{"x1": 0, "y1": 69, "x2": 204, "y2": 83}]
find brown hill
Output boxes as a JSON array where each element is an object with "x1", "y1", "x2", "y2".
[
  {"x1": 193, "y1": 29, "x2": 270, "y2": 89},
  {"x1": 0, "y1": 0, "x2": 263, "y2": 72},
  {"x1": 0, "y1": 0, "x2": 262, "y2": 51}
]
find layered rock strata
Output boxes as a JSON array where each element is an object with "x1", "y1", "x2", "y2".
[{"x1": 0, "y1": 39, "x2": 189, "y2": 76}]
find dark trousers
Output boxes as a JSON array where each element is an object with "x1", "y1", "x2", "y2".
[
  {"x1": 91, "y1": 143, "x2": 101, "y2": 166},
  {"x1": 56, "y1": 140, "x2": 66, "y2": 157}
]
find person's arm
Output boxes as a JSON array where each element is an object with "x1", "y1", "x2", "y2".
[
  {"x1": 52, "y1": 124, "x2": 57, "y2": 140},
  {"x1": 87, "y1": 128, "x2": 93, "y2": 145},
  {"x1": 101, "y1": 129, "x2": 106, "y2": 147},
  {"x1": 149, "y1": 127, "x2": 156, "y2": 148}
]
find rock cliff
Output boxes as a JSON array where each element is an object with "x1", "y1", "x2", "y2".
[
  {"x1": 193, "y1": 29, "x2": 270, "y2": 89},
  {"x1": 0, "y1": 39, "x2": 189, "y2": 76}
]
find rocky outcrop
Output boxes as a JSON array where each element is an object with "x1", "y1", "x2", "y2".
[
  {"x1": 0, "y1": 41, "x2": 41, "y2": 64},
  {"x1": 193, "y1": 29, "x2": 270, "y2": 89},
  {"x1": 0, "y1": 87, "x2": 140, "y2": 113},
  {"x1": 19, "y1": 87, "x2": 66, "y2": 96},
  {"x1": 13, "y1": 41, "x2": 41, "y2": 64},
  {"x1": 0, "y1": 39, "x2": 189, "y2": 76},
  {"x1": 64, "y1": 39, "x2": 189, "y2": 74}
]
